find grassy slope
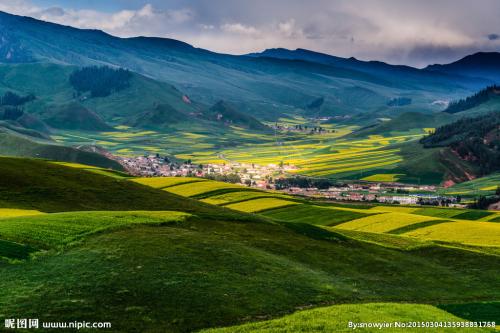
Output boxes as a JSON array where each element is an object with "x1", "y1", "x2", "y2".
[
  {"x1": 0, "y1": 156, "x2": 234, "y2": 215},
  {"x1": 201, "y1": 303, "x2": 494, "y2": 333},
  {"x1": 0, "y1": 128, "x2": 123, "y2": 170},
  {"x1": 0, "y1": 163, "x2": 499, "y2": 332},
  {"x1": 389, "y1": 141, "x2": 478, "y2": 184},
  {"x1": 1, "y1": 218, "x2": 499, "y2": 332}
]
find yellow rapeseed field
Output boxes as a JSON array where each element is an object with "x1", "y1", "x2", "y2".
[
  {"x1": 403, "y1": 221, "x2": 500, "y2": 246},
  {"x1": 334, "y1": 212, "x2": 436, "y2": 233},
  {"x1": 0, "y1": 209, "x2": 45, "y2": 219},
  {"x1": 225, "y1": 198, "x2": 298, "y2": 213},
  {"x1": 132, "y1": 177, "x2": 204, "y2": 189},
  {"x1": 165, "y1": 181, "x2": 248, "y2": 197}
]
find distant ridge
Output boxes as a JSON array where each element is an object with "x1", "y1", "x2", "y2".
[{"x1": 426, "y1": 52, "x2": 500, "y2": 83}]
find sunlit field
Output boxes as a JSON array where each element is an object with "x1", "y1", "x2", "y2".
[{"x1": 51, "y1": 121, "x2": 427, "y2": 181}]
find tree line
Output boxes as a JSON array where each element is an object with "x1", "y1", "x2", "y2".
[
  {"x1": 0, "y1": 91, "x2": 35, "y2": 106},
  {"x1": 70, "y1": 66, "x2": 132, "y2": 98},
  {"x1": 444, "y1": 85, "x2": 499, "y2": 114},
  {"x1": 421, "y1": 111, "x2": 500, "y2": 175}
]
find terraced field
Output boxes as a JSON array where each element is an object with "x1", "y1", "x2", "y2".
[{"x1": 201, "y1": 191, "x2": 292, "y2": 205}]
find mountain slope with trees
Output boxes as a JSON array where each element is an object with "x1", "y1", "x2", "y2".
[{"x1": 421, "y1": 111, "x2": 500, "y2": 176}]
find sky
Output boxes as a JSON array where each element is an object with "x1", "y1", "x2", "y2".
[{"x1": 1, "y1": 0, "x2": 499, "y2": 67}]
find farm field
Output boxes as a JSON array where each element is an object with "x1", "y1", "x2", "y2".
[
  {"x1": 53, "y1": 124, "x2": 430, "y2": 182},
  {"x1": 224, "y1": 198, "x2": 298, "y2": 213},
  {"x1": 403, "y1": 221, "x2": 500, "y2": 246},
  {"x1": 164, "y1": 180, "x2": 252, "y2": 197},
  {"x1": 261, "y1": 204, "x2": 370, "y2": 226},
  {"x1": 201, "y1": 191, "x2": 292, "y2": 205},
  {"x1": 201, "y1": 303, "x2": 494, "y2": 333},
  {"x1": 0, "y1": 209, "x2": 44, "y2": 219},
  {"x1": 135, "y1": 177, "x2": 500, "y2": 248},
  {"x1": 333, "y1": 212, "x2": 442, "y2": 233},
  {"x1": 132, "y1": 176, "x2": 204, "y2": 188}
]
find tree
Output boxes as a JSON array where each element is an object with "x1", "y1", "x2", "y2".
[{"x1": 70, "y1": 66, "x2": 132, "y2": 98}]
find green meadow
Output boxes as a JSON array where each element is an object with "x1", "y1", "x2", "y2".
[{"x1": 0, "y1": 160, "x2": 499, "y2": 332}]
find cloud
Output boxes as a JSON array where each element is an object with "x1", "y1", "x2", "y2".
[
  {"x1": 221, "y1": 23, "x2": 261, "y2": 37},
  {"x1": 487, "y1": 33, "x2": 499, "y2": 41}
]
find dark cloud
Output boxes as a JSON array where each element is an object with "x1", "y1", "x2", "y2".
[{"x1": 488, "y1": 33, "x2": 499, "y2": 41}]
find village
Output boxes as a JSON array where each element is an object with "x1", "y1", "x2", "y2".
[{"x1": 116, "y1": 154, "x2": 462, "y2": 207}]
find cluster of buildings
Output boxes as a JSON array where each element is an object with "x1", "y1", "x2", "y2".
[
  {"x1": 284, "y1": 182, "x2": 461, "y2": 207},
  {"x1": 116, "y1": 154, "x2": 460, "y2": 207},
  {"x1": 116, "y1": 155, "x2": 296, "y2": 188}
]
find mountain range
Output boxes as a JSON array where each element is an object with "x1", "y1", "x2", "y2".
[{"x1": 0, "y1": 10, "x2": 499, "y2": 182}]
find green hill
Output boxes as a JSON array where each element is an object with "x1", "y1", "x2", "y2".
[
  {"x1": 0, "y1": 161, "x2": 498, "y2": 331},
  {"x1": 421, "y1": 111, "x2": 500, "y2": 177},
  {"x1": 351, "y1": 111, "x2": 452, "y2": 137},
  {"x1": 45, "y1": 102, "x2": 113, "y2": 131},
  {"x1": 0, "y1": 129, "x2": 123, "y2": 170},
  {"x1": 131, "y1": 103, "x2": 189, "y2": 128},
  {"x1": 0, "y1": 156, "x2": 229, "y2": 214},
  {"x1": 1, "y1": 207, "x2": 499, "y2": 332},
  {"x1": 205, "y1": 101, "x2": 268, "y2": 131}
]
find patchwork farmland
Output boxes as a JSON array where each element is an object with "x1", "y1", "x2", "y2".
[
  {"x1": 52, "y1": 122, "x2": 428, "y2": 181},
  {"x1": 146, "y1": 177, "x2": 500, "y2": 249}
]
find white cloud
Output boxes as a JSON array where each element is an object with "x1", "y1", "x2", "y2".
[{"x1": 221, "y1": 23, "x2": 261, "y2": 38}]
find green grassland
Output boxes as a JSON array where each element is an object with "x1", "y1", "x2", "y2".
[
  {"x1": 202, "y1": 303, "x2": 494, "y2": 333},
  {"x1": 439, "y1": 173, "x2": 500, "y2": 197},
  {"x1": 0, "y1": 160, "x2": 499, "y2": 332},
  {"x1": 0, "y1": 128, "x2": 123, "y2": 170},
  {"x1": 2, "y1": 211, "x2": 499, "y2": 332},
  {"x1": 0, "y1": 211, "x2": 188, "y2": 251},
  {"x1": 0, "y1": 157, "x2": 238, "y2": 217},
  {"x1": 0, "y1": 158, "x2": 500, "y2": 332}
]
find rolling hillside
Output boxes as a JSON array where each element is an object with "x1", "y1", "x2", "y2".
[
  {"x1": 0, "y1": 163, "x2": 499, "y2": 332},
  {"x1": 0, "y1": 128, "x2": 123, "y2": 170}
]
